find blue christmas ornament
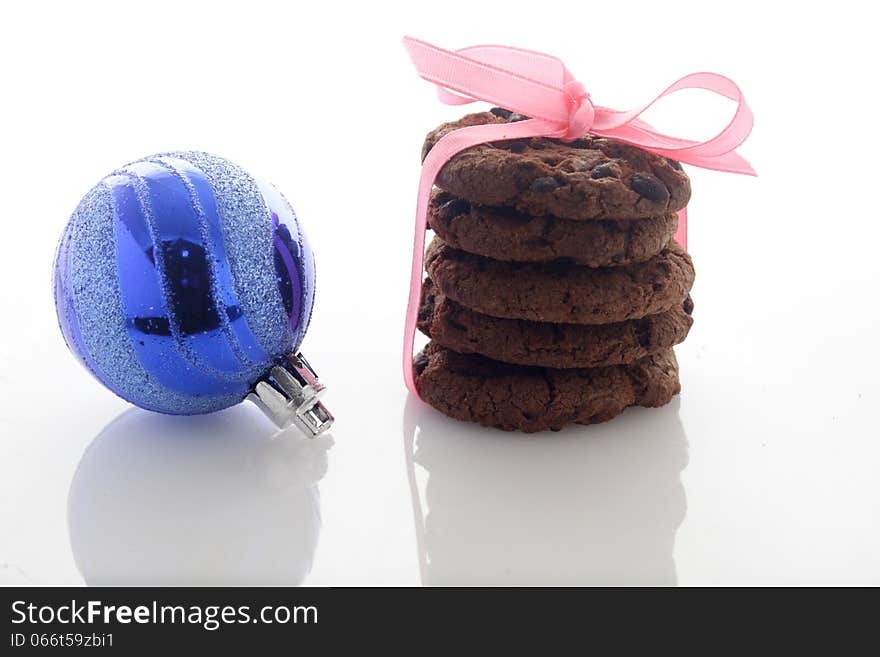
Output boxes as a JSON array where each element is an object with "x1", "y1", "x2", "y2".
[{"x1": 54, "y1": 152, "x2": 332, "y2": 435}]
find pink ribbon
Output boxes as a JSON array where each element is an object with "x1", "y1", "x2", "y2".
[{"x1": 402, "y1": 36, "x2": 755, "y2": 398}]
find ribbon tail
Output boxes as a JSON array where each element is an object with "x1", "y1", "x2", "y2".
[
  {"x1": 403, "y1": 119, "x2": 561, "y2": 398},
  {"x1": 661, "y1": 149, "x2": 756, "y2": 176}
]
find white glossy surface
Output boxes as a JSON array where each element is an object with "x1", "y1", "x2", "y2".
[{"x1": 1, "y1": 1, "x2": 878, "y2": 586}]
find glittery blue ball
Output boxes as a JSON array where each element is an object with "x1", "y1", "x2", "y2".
[{"x1": 54, "y1": 152, "x2": 316, "y2": 415}]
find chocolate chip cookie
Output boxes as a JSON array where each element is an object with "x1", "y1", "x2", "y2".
[
  {"x1": 418, "y1": 278, "x2": 693, "y2": 368},
  {"x1": 428, "y1": 190, "x2": 677, "y2": 267},
  {"x1": 425, "y1": 237, "x2": 695, "y2": 324},
  {"x1": 422, "y1": 111, "x2": 691, "y2": 220},
  {"x1": 413, "y1": 342, "x2": 681, "y2": 432}
]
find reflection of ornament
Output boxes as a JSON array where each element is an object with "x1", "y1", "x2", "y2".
[
  {"x1": 53, "y1": 152, "x2": 331, "y2": 435},
  {"x1": 68, "y1": 406, "x2": 330, "y2": 585}
]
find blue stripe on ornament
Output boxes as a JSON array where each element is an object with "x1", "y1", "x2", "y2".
[
  {"x1": 105, "y1": 172, "x2": 245, "y2": 399},
  {"x1": 275, "y1": 184, "x2": 316, "y2": 348},
  {"x1": 255, "y1": 179, "x2": 309, "y2": 350},
  {"x1": 121, "y1": 160, "x2": 249, "y2": 380},
  {"x1": 151, "y1": 156, "x2": 271, "y2": 369},
  {"x1": 162, "y1": 152, "x2": 293, "y2": 359}
]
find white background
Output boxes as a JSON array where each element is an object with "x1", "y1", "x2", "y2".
[{"x1": 1, "y1": 0, "x2": 878, "y2": 585}]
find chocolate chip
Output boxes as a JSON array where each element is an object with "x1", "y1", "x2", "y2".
[
  {"x1": 629, "y1": 173, "x2": 670, "y2": 202},
  {"x1": 568, "y1": 138, "x2": 593, "y2": 149},
  {"x1": 611, "y1": 254, "x2": 625, "y2": 264},
  {"x1": 591, "y1": 162, "x2": 621, "y2": 179},
  {"x1": 508, "y1": 113, "x2": 529, "y2": 122},
  {"x1": 513, "y1": 164, "x2": 542, "y2": 191},
  {"x1": 666, "y1": 158, "x2": 683, "y2": 171},
  {"x1": 438, "y1": 198, "x2": 471, "y2": 221},
  {"x1": 683, "y1": 295, "x2": 694, "y2": 315},
  {"x1": 530, "y1": 177, "x2": 561, "y2": 193},
  {"x1": 417, "y1": 299, "x2": 433, "y2": 322},
  {"x1": 490, "y1": 107, "x2": 512, "y2": 119},
  {"x1": 413, "y1": 350, "x2": 430, "y2": 375},
  {"x1": 505, "y1": 139, "x2": 528, "y2": 153}
]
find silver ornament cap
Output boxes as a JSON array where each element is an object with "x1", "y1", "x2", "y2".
[{"x1": 248, "y1": 353, "x2": 334, "y2": 437}]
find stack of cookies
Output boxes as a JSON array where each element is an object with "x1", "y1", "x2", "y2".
[{"x1": 414, "y1": 110, "x2": 696, "y2": 432}]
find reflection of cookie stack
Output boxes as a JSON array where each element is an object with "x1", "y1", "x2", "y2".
[{"x1": 414, "y1": 110, "x2": 695, "y2": 432}]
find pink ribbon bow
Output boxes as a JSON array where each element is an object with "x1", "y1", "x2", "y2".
[{"x1": 402, "y1": 36, "x2": 755, "y2": 398}]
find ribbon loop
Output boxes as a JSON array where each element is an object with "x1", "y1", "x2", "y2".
[{"x1": 401, "y1": 36, "x2": 755, "y2": 398}]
